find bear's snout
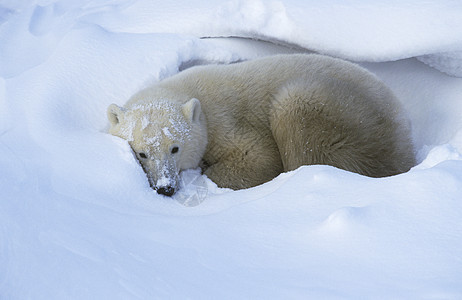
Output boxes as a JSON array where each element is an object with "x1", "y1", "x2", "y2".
[
  {"x1": 156, "y1": 186, "x2": 176, "y2": 197},
  {"x1": 142, "y1": 157, "x2": 179, "y2": 196}
]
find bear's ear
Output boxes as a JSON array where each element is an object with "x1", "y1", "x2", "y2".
[
  {"x1": 182, "y1": 98, "x2": 202, "y2": 123},
  {"x1": 107, "y1": 104, "x2": 125, "y2": 126}
]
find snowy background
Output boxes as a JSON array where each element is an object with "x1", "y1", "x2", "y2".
[{"x1": 1, "y1": 0, "x2": 462, "y2": 298}]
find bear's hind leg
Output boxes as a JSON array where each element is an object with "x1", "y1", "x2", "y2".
[
  {"x1": 269, "y1": 84, "x2": 415, "y2": 177},
  {"x1": 269, "y1": 84, "x2": 369, "y2": 174}
]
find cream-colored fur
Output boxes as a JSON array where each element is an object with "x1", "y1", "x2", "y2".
[{"x1": 108, "y1": 54, "x2": 415, "y2": 195}]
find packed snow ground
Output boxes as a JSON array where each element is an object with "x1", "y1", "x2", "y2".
[{"x1": 1, "y1": 0, "x2": 462, "y2": 299}]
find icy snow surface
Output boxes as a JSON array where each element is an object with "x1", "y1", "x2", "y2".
[{"x1": 1, "y1": 0, "x2": 462, "y2": 299}]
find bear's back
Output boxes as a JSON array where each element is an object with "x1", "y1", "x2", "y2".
[
  {"x1": 157, "y1": 54, "x2": 397, "y2": 112},
  {"x1": 155, "y1": 54, "x2": 407, "y2": 142}
]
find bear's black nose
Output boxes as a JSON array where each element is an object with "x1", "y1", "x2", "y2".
[{"x1": 156, "y1": 186, "x2": 175, "y2": 197}]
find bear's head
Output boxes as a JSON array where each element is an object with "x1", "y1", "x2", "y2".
[{"x1": 107, "y1": 98, "x2": 207, "y2": 196}]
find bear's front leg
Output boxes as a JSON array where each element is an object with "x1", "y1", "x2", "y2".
[{"x1": 201, "y1": 145, "x2": 283, "y2": 190}]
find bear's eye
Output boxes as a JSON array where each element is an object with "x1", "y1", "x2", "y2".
[
  {"x1": 171, "y1": 146, "x2": 179, "y2": 154},
  {"x1": 139, "y1": 152, "x2": 147, "y2": 159}
]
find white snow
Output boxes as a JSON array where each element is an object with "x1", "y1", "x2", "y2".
[{"x1": 1, "y1": 0, "x2": 462, "y2": 299}]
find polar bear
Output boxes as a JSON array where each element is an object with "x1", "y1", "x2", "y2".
[{"x1": 107, "y1": 54, "x2": 415, "y2": 196}]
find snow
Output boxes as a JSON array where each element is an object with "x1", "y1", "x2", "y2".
[
  {"x1": 1, "y1": 0, "x2": 462, "y2": 299},
  {"x1": 418, "y1": 52, "x2": 462, "y2": 77}
]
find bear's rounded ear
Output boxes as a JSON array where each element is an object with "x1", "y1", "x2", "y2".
[
  {"x1": 107, "y1": 104, "x2": 125, "y2": 126},
  {"x1": 182, "y1": 98, "x2": 202, "y2": 123}
]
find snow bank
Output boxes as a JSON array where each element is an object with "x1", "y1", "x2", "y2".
[
  {"x1": 2, "y1": 0, "x2": 462, "y2": 76},
  {"x1": 79, "y1": 0, "x2": 462, "y2": 76},
  {"x1": 1, "y1": 0, "x2": 462, "y2": 299}
]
